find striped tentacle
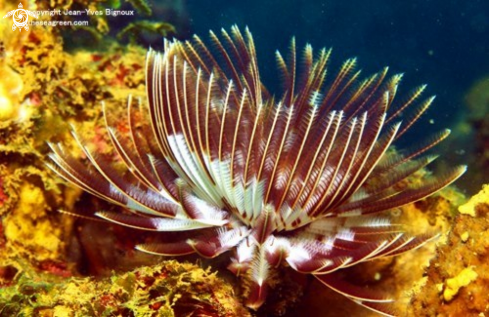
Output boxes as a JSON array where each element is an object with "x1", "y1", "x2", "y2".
[
  {"x1": 315, "y1": 273, "x2": 398, "y2": 317},
  {"x1": 137, "y1": 224, "x2": 250, "y2": 257}
]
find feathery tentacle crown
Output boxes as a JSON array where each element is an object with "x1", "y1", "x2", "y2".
[{"x1": 47, "y1": 26, "x2": 465, "y2": 315}]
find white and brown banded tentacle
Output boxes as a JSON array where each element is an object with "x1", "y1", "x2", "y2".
[
  {"x1": 315, "y1": 273, "x2": 398, "y2": 316},
  {"x1": 137, "y1": 225, "x2": 250, "y2": 257},
  {"x1": 48, "y1": 138, "x2": 179, "y2": 218},
  {"x1": 293, "y1": 111, "x2": 344, "y2": 220},
  {"x1": 103, "y1": 100, "x2": 173, "y2": 199},
  {"x1": 338, "y1": 165, "x2": 466, "y2": 217}
]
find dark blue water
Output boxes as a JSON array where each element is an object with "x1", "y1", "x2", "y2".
[{"x1": 183, "y1": 1, "x2": 488, "y2": 132}]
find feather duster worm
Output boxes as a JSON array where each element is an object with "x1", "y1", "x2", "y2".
[{"x1": 47, "y1": 26, "x2": 465, "y2": 316}]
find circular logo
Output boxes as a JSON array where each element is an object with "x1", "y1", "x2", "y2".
[
  {"x1": 3, "y1": 3, "x2": 38, "y2": 32},
  {"x1": 13, "y1": 9, "x2": 28, "y2": 29}
]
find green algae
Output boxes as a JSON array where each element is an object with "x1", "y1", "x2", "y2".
[{"x1": 0, "y1": 260, "x2": 247, "y2": 316}]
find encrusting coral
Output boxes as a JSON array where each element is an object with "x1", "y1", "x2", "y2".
[
  {"x1": 0, "y1": 0, "x2": 160, "y2": 291},
  {"x1": 0, "y1": 260, "x2": 248, "y2": 316},
  {"x1": 411, "y1": 184, "x2": 489, "y2": 316},
  {"x1": 0, "y1": 11, "x2": 146, "y2": 267}
]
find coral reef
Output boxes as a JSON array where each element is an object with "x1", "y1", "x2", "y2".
[
  {"x1": 411, "y1": 184, "x2": 489, "y2": 316},
  {"x1": 0, "y1": 5, "x2": 148, "y2": 271},
  {"x1": 0, "y1": 0, "x2": 163, "y2": 298},
  {"x1": 0, "y1": 260, "x2": 248, "y2": 316}
]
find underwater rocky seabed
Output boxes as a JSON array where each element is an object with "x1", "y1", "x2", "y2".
[{"x1": 1, "y1": 2, "x2": 489, "y2": 317}]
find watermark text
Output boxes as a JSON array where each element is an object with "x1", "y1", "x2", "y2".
[{"x1": 29, "y1": 20, "x2": 89, "y2": 27}]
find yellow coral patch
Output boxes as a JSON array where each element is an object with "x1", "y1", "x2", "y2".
[
  {"x1": 53, "y1": 305, "x2": 74, "y2": 317},
  {"x1": 4, "y1": 183, "x2": 64, "y2": 261},
  {"x1": 443, "y1": 266, "x2": 478, "y2": 302},
  {"x1": 0, "y1": 93, "x2": 15, "y2": 121},
  {"x1": 458, "y1": 184, "x2": 489, "y2": 217},
  {"x1": 0, "y1": 65, "x2": 23, "y2": 121}
]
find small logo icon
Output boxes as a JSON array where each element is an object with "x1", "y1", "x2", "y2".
[{"x1": 3, "y1": 3, "x2": 38, "y2": 32}]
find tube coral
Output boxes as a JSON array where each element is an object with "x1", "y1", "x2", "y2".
[{"x1": 47, "y1": 26, "x2": 465, "y2": 316}]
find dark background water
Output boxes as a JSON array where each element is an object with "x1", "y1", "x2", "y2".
[{"x1": 182, "y1": 0, "x2": 487, "y2": 129}]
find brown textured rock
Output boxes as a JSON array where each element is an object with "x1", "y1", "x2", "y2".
[{"x1": 411, "y1": 185, "x2": 489, "y2": 316}]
